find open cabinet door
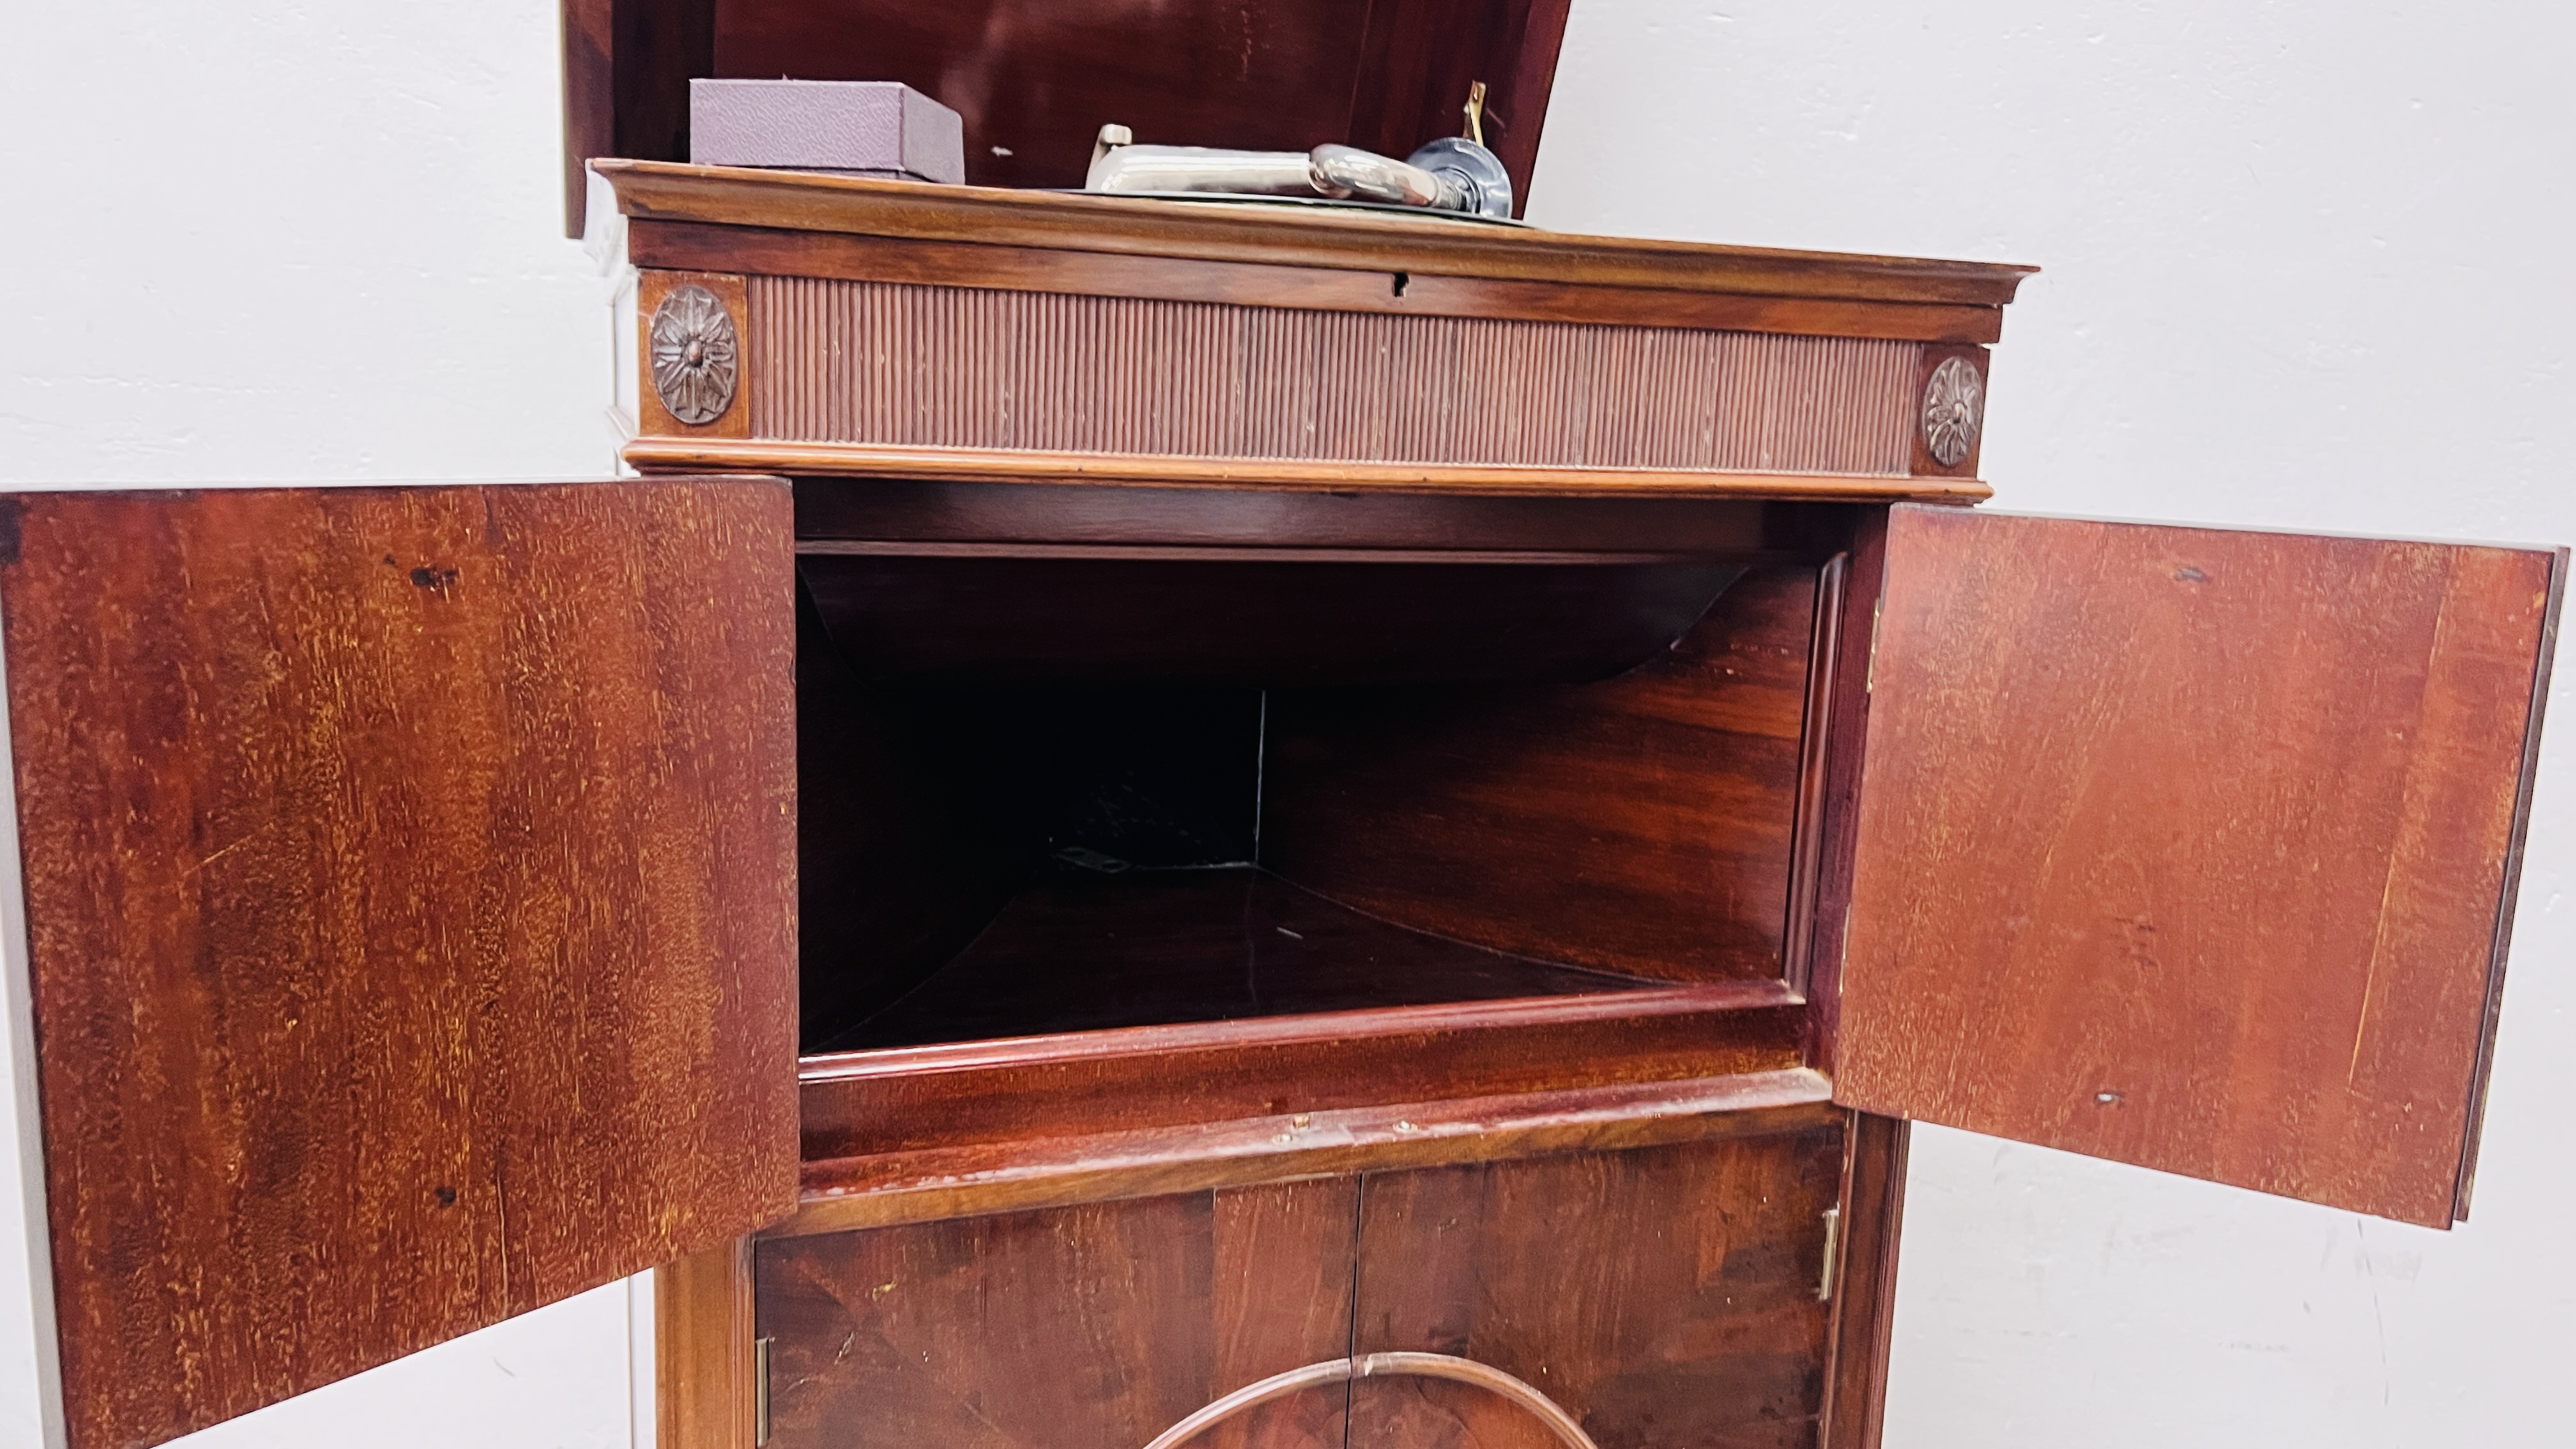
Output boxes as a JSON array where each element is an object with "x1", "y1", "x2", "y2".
[
  {"x1": 1832, "y1": 504, "x2": 2561, "y2": 1229},
  {"x1": 0, "y1": 480, "x2": 798, "y2": 1449}
]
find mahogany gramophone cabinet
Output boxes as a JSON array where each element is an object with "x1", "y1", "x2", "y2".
[{"x1": 5, "y1": 5, "x2": 2559, "y2": 1449}]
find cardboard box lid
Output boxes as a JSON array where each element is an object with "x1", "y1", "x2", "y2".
[
  {"x1": 688, "y1": 79, "x2": 967, "y2": 182},
  {"x1": 564, "y1": 0, "x2": 1574, "y2": 233}
]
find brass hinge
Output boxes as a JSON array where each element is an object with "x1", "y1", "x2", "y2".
[
  {"x1": 754, "y1": 1335, "x2": 774, "y2": 1446},
  {"x1": 1864, "y1": 597, "x2": 1883, "y2": 694},
  {"x1": 1817, "y1": 1207, "x2": 1843, "y2": 1301}
]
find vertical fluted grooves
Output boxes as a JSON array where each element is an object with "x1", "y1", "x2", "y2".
[{"x1": 749, "y1": 277, "x2": 1919, "y2": 474}]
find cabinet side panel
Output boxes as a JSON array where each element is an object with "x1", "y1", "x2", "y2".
[
  {"x1": 1819, "y1": 1113, "x2": 1909, "y2": 1449},
  {"x1": 0, "y1": 585, "x2": 65, "y2": 1448},
  {"x1": 1349, "y1": 1123, "x2": 1843, "y2": 1448},
  {"x1": 1837, "y1": 506, "x2": 2557, "y2": 1227},
  {"x1": 657, "y1": 1239, "x2": 757, "y2": 1449},
  {"x1": 1, "y1": 480, "x2": 799, "y2": 1449},
  {"x1": 1261, "y1": 564, "x2": 1819, "y2": 983}
]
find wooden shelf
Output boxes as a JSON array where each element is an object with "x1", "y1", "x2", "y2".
[{"x1": 812, "y1": 865, "x2": 1675, "y2": 1052}]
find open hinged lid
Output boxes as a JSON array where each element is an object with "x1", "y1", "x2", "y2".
[{"x1": 562, "y1": 0, "x2": 1577, "y2": 233}]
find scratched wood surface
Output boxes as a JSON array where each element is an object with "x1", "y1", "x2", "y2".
[
  {"x1": 1346, "y1": 1124, "x2": 1843, "y2": 1448},
  {"x1": 1836, "y1": 505, "x2": 2561, "y2": 1227},
  {"x1": 756, "y1": 1179, "x2": 1357, "y2": 1449},
  {"x1": 0, "y1": 481, "x2": 800, "y2": 1449}
]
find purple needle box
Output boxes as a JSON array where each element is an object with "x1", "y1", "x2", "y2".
[{"x1": 688, "y1": 79, "x2": 966, "y2": 184}]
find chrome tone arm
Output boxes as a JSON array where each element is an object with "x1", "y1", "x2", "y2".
[{"x1": 1087, "y1": 123, "x2": 1515, "y2": 219}]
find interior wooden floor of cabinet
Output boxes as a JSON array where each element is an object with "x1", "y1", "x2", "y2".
[{"x1": 808, "y1": 863, "x2": 1669, "y2": 1053}]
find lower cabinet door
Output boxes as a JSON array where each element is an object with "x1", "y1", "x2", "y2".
[
  {"x1": 751, "y1": 1114, "x2": 1846, "y2": 1449},
  {"x1": 1349, "y1": 1121, "x2": 1846, "y2": 1449},
  {"x1": 755, "y1": 1179, "x2": 1358, "y2": 1448}
]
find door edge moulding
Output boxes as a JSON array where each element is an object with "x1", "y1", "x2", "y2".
[{"x1": 622, "y1": 438, "x2": 1995, "y2": 502}]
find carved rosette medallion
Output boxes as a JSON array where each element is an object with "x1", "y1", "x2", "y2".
[
  {"x1": 1920, "y1": 355, "x2": 1984, "y2": 468},
  {"x1": 650, "y1": 284, "x2": 739, "y2": 426}
]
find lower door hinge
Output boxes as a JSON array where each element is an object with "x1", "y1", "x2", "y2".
[
  {"x1": 1817, "y1": 1207, "x2": 1843, "y2": 1302},
  {"x1": 1864, "y1": 597, "x2": 1883, "y2": 694},
  {"x1": 754, "y1": 1335, "x2": 774, "y2": 1446}
]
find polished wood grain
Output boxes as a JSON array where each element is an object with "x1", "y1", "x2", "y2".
[
  {"x1": 793, "y1": 579, "x2": 1028, "y2": 1047},
  {"x1": 656, "y1": 1238, "x2": 758, "y2": 1449},
  {"x1": 594, "y1": 160, "x2": 2035, "y2": 308},
  {"x1": 1346, "y1": 0, "x2": 1575, "y2": 217},
  {"x1": 562, "y1": 0, "x2": 615, "y2": 234},
  {"x1": 714, "y1": 0, "x2": 1563, "y2": 213},
  {"x1": 827, "y1": 866, "x2": 1670, "y2": 1050},
  {"x1": 565, "y1": 0, "x2": 1569, "y2": 236},
  {"x1": 1836, "y1": 505, "x2": 2563, "y2": 1227},
  {"x1": 1346, "y1": 1122, "x2": 1844, "y2": 1448},
  {"x1": 784, "y1": 1072, "x2": 1839, "y2": 1238},
  {"x1": 797, "y1": 551, "x2": 1741, "y2": 684},
  {"x1": 1262, "y1": 565, "x2": 1819, "y2": 981},
  {"x1": 755, "y1": 1179, "x2": 1358, "y2": 1448},
  {"x1": 789, "y1": 478, "x2": 1813, "y2": 556},
  {"x1": 625, "y1": 437, "x2": 1994, "y2": 502},
  {"x1": 636, "y1": 268, "x2": 751, "y2": 438},
  {"x1": 1781, "y1": 554, "x2": 1851, "y2": 996},
  {"x1": 715, "y1": 0, "x2": 1373, "y2": 192},
  {"x1": 584, "y1": 0, "x2": 1567, "y2": 220},
  {"x1": 1818, "y1": 1113, "x2": 1910, "y2": 1449},
  {"x1": 630, "y1": 220, "x2": 2009, "y2": 342},
  {"x1": 1797, "y1": 510, "x2": 1891, "y2": 1074},
  {"x1": 0, "y1": 480, "x2": 799, "y2": 1449},
  {"x1": 799, "y1": 987, "x2": 1800, "y2": 1167},
  {"x1": 560, "y1": 0, "x2": 715, "y2": 235}
]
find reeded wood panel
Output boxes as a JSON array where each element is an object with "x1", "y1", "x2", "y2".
[
  {"x1": 1348, "y1": 1124, "x2": 1844, "y2": 1449},
  {"x1": 756, "y1": 1179, "x2": 1357, "y2": 1449},
  {"x1": 1, "y1": 481, "x2": 800, "y2": 1449},
  {"x1": 1836, "y1": 506, "x2": 2561, "y2": 1228},
  {"x1": 749, "y1": 277, "x2": 1920, "y2": 473}
]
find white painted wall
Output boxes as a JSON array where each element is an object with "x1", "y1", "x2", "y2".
[
  {"x1": 0, "y1": 4, "x2": 643, "y2": 1447},
  {"x1": 1534, "y1": 4, "x2": 2576, "y2": 1445},
  {"x1": 1, "y1": 2, "x2": 2567, "y2": 1445}
]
